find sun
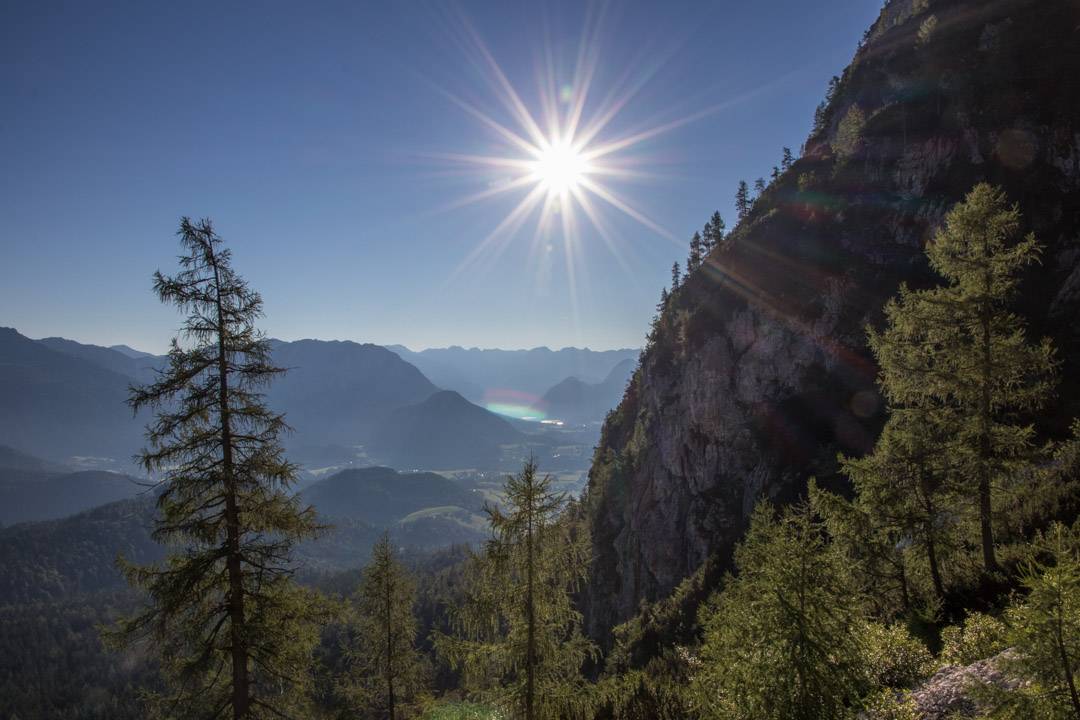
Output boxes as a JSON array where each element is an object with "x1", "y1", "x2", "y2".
[{"x1": 531, "y1": 138, "x2": 590, "y2": 195}]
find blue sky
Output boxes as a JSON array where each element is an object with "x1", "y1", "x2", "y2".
[{"x1": 1, "y1": 1, "x2": 881, "y2": 352}]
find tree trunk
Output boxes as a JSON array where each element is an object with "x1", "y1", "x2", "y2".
[
  {"x1": 919, "y1": 475, "x2": 947, "y2": 599},
  {"x1": 212, "y1": 251, "x2": 250, "y2": 719},
  {"x1": 978, "y1": 283, "x2": 999, "y2": 573},
  {"x1": 1054, "y1": 603, "x2": 1080, "y2": 720},
  {"x1": 925, "y1": 530, "x2": 946, "y2": 600},
  {"x1": 386, "y1": 568, "x2": 396, "y2": 720},
  {"x1": 525, "y1": 498, "x2": 536, "y2": 720}
]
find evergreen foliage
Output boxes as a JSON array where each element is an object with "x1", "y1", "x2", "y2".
[
  {"x1": 109, "y1": 218, "x2": 323, "y2": 720},
  {"x1": 703, "y1": 211, "x2": 725, "y2": 253},
  {"x1": 867, "y1": 184, "x2": 1056, "y2": 574},
  {"x1": 435, "y1": 459, "x2": 596, "y2": 720},
  {"x1": 986, "y1": 523, "x2": 1080, "y2": 719},
  {"x1": 828, "y1": 404, "x2": 964, "y2": 606},
  {"x1": 689, "y1": 503, "x2": 869, "y2": 720},
  {"x1": 686, "y1": 232, "x2": 704, "y2": 274},
  {"x1": 734, "y1": 181, "x2": 751, "y2": 221},
  {"x1": 341, "y1": 533, "x2": 427, "y2": 719}
]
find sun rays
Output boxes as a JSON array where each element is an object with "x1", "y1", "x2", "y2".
[{"x1": 427, "y1": 6, "x2": 703, "y2": 291}]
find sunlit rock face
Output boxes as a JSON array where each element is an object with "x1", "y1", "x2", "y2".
[{"x1": 582, "y1": 0, "x2": 1080, "y2": 641}]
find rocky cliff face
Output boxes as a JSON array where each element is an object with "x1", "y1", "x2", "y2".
[{"x1": 583, "y1": 0, "x2": 1080, "y2": 640}]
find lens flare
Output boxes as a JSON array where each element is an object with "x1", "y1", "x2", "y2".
[{"x1": 532, "y1": 138, "x2": 590, "y2": 195}]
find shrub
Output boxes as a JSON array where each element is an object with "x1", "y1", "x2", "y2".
[
  {"x1": 862, "y1": 622, "x2": 935, "y2": 689},
  {"x1": 939, "y1": 612, "x2": 1008, "y2": 666}
]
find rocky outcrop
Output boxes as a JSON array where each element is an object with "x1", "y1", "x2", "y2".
[
  {"x1": 909, "y1": 652, "x2": 1023, "y2": 719},
  {"x1": 583, "y1": 0, "x2": 1080, "y2": 640}
]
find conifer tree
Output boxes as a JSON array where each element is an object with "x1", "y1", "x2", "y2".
[
  {"x1": 703, "y1": 211, "x2": 725, "y2": 253},
  {"x1": 771, "y1": 166, "x2": 780, "y2": 182},
  {"x1": 989, "y1": 523, "x2": 1080, "y2": 719},
  {"x1": 754, "y1": 177, "x2": 767, "y2": 195},
  {"x1": 781, "y1": 147, "x2": 794, "y2": 171},
  {"x1": 436, "y1": 459, "x2": 596, "y2": 720},
  {"x1": 691, "y1": 503, "x2": 868, "y2": 720},
  {"x1": 687, "y1": 231, "x2": 704, "y2": 273},
  {"x1": 735, "y1": 181, "x2": 751, "y2": 221},
  {"x1": 342, "y1": 533, "x2": 425, "y2": 720},
  {"x1": 869, "y1": 184, "x2": 1056, "y2": 573},
  {"x1": 113, "y1": 218, "x2": 322, "y2": 720},
  {"x1": 830, "y1": 407, "x2": 962, "y2": 603},
  {"x1": 671, "y1": 261, "x2": 682, "y2": 291}
]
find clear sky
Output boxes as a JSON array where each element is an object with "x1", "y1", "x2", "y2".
[{"x1": 1, "y1": 1, "x2": 882, "y2": 352}]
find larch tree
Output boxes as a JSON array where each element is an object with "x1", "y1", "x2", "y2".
[
  {"x1": 830, "y1": 407, "x2": 963, "y2": 604},
  {"x1": 687, "y1": 231, "x2": 704, "y2": 274},
  {"x1": 990, "y1": 523, "x2": 1080, "y2": 719},
  {"x1": 690, "y1": 502, "x2": 869, "y2": 720},
  {"x1": 435, "y1": 459, "x2": 596, "y2": 720},
  {"x1": 343, "y1": 533, "x2": 425, "y2": 720},
  {"x1": 703, "y1": 211, "x2": 725, "y2": 252},
  {"x1": 111, "y1": 218, "x2": 322, "y2": 720},
  {"x1": 735, "y1": 181, "x2": 751, "y2": 221},
  {"x1": 869, "y1": 184, "x2": 1056, "y2": 574}
]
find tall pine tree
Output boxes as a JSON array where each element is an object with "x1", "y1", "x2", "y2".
[
  {"x1": 828, "y1": 406, "x2": 963, "y2": 604},
  {"x1": 869, "y1": 185, "x2": 1056, "y2": 573},
  {"x1": 781, "y1": 147, "x2": 794, "y2": 170},
  {"x1": 687, "y1": 231, "x2": 704, "y2": 273},
  {"x1": 735, "y1": 181, "x2": 751, "y2": 221},
  {"x1": 112, "y1": 218, "x2": 322, "y2": 720},
  {"x1": 690, "y1": 503, "x2": 869, "y2": 720},
  {"x1": 703, "y1": 211, "x2": 725, "y2": 252},
  {"x1": 342, "y1": 533, "x2": 425, "y2": 720},
  {"x1": 436, "y1": 459, "x2": 596, "y2": 720}
]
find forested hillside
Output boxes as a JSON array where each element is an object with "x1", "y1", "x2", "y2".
[{"x1": 583, "y1": 0, "x2": 1080, "y2": 638}]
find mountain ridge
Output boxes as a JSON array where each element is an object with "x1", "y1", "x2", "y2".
[{"x1": 581, "y1": 0, "x2": 1080, "y2": 640}]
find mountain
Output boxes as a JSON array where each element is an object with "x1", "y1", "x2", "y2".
[
  {"x1": 385, "y1": 345, "x2": 639, "y2": 407},
  {"x1": 0, "y1": 468, "x2": 145, "y2": 526},
  {"x1": 0, "y1": 497, "x2": 161, "y2": 604},
  {"x1": 372, "y1": 390, "x2": 526, "y2": 470},
  {"x1": 0, "y1": 466, "x2": 485, "y2": 603},
  {"x1": 0, "y1": 444, "x2": 62, "y2": 473},
  {"x1": 109, "y1": 344, "x2": 156, "y2": 359},
  {"x1": 300, "y1": 466, "x2": 480, "y2": 525},
  {"x1": 0, "y1": 327, "x2": 147, "y2": 465},
  {"x1": 264, "y1": 339, "x2": 438, "y2": 451},
  {"x1": 582, "y1": 0, "x2": 1080, "y2": 640},
  {"x1": 536, "y1": 357, "x2": 636, "y2": 424},
  {"x1": 37, "y1": 336, "x2": 163, "y2": 381},
  {"x1": 0, "y1": 330, "x2": 443, "y2": 468}
]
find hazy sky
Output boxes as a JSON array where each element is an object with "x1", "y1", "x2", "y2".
[{"x1": 2, "y1": 1, "x2": 881, "y2": 352}]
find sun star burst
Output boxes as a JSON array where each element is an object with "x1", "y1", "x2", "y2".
[{"x1": 531, "y1": 138, "x2": 590, "y2": 195}]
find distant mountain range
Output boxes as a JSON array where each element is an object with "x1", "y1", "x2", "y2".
[
  {"x1": 535, "y1": 357, "x2": 636, "y2": 425},
  {"x1": 0, "y1": 328, "x2": 148, "y2": 464},
  {"x1": 385, "y1": 344, "x2": 639, "y2": 406},
  {"x1": 0, "y1": 326, "x2": 630, "y2": 472}
]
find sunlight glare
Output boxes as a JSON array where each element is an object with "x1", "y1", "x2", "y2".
[{"x1": 532, "y1": 139, "x2": 590, "y2": 195}]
